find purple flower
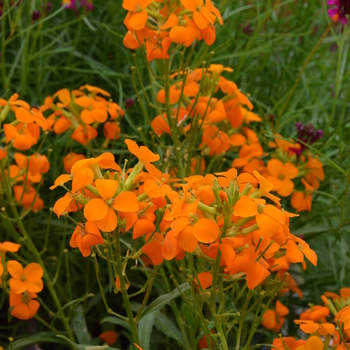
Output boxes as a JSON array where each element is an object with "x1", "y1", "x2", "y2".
[
  {"x1": 125, "y1": 98, "x2": 135, "y2": 110},
  {"x1": 290, "y1": 122, "x2": 324, "y2": 155},
  {"x1": 31, "y1": 10, "x2": 41, "y2": 21},
  {"x1": 63, "y1": 0, "x2": 77, "y2": 9},
  {"x1": 44, "y1": 2, "x2": 53, "y2": 13},
  {"x1": 328, "y1": 0, "x2": 350, "y2": 25}
]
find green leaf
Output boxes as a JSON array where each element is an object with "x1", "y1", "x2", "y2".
[
  {"x1": 72, "y1": 305, "x2": 92, "y2": 344},
  {"x1": 154, "y1": 313, "x2": 186, "y2": 347},
  {"x1": 10, "y1": 332, "x2": 66, "y2": 349},
  {"x1": 138, "y1": 311, "x2": 158, "y2": 350},
  {"x1": 56, "y1": 335, "x2": 121, "y2": 350},
  {"x1": 139, "y1": 283, "x2": 190, "y2": 320},
  {"x1": 100, "y1": 316, "x2": 131, "y2": 331}
]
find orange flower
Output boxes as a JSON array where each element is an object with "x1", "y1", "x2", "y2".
[
  {"x1": 272, "y1": 337, "x2": 303, "y2": 350},
  {"x1": 0, "y1": 242, "x2": 21, "y2": 255},
  {"x1": 4, "y1": 123, "x2": 40, "y2": 150},
  {"x1": 99, "y1": 330, "x2": 118, "y2": 346},
  {"x1": 262, "y1": 300, "x2": 289, "y2": 332},
  {"x1": 71, "y1": 125, "x2": 98, "y2": 145},
  {"x1": 294, "y1": 320, "x2": 335, "y2": 336},
  {"x1": 180, "y1": 0, "x2": 216, "y2": 30},
  {"x1": 201, "y1": 125, "x2": 230, "y2": 156},
  {"x1": 157, "y1": 81, "x2": 200, "y2": 104},
  {"x1": 305, "y1": 156, "x2": 324, "y2": 189},
  {"x1": 70, "y1": 221, "x2": 104, "y2": 257},
  {"x1": 15, "y1": 106, "x2": 48, "y2": 130},
  {"x1": 9, "y1": 291, "x2": 40, "y2": 320},
  {"x1": 162, "y1": 14, "x2": 200, "y2": 47},
  {"x1": 284, "y1": 235, "x2": 317, "y2": 267},
  {"x1": 295, "y1": 336, "x2": 324, "y2": 350},
  {"x1": 266, "y1": 159, "x2": 298, "y2": 197},
  {"x1": 13, "y1": 185, "x2": 44, "y2": 211},
  {"x1": 84, "y1": 179, "x2": 139, "y2": 232},
  {"x1": 0, "y1": 93, "x2": 30, "y2": 110},
  {"x1": 142, "y1": 233, "x2": 165, "y2": 265},
  {"x1": 233, "y1": 197, "x2": 285, "y2": 237},
  {"x1": 7, "y1": 261, "x2": 44, "y2": 293},
  {"x1": 335, "y1": 305, "x2": 350, "y2": 331},
  {"x1": 0, "y1": 146, "x2": 7, "y2": 160},
  {"x1": 193, "y1": 272, "x2": 212, "y2": 290},
  {"x1": 146, "y1": 31, "x2": 172, "y2": 61},
  {"x1": 122, "y1": 0, "x2": 153, "y2": 30},
  {"x1": 291, "y1": 178, "x2": 314, "y2": 212},
  {"x1": 103, "y1": 122, "x2": 121, "y2": 140},
  {"x1": 125, "y1": 139, "x2": 160, "y2": 165},
  {"x1": 63, "y1": 153, "x2": 86, "y2": 173}
]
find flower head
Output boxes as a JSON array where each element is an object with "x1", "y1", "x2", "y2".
[{"x1": 328, "y1": 0, "x2": 350, "y2": 24}]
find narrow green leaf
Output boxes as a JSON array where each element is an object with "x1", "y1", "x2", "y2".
[
  {"x1": 154, "y1": 313, "x2": 185, "y2": 347},
  {"x1": 72, "y1": 305, "x2": 92, "y2": 344},
  {"x1": 139, "y1": 283, "x2": 190, "y2": 320},
  {"x1": 100, "y1": 316, "x2": 131, "y2": 331},
  {"x1": 56, "y1": 335, "x2": 121, "y2": 350},
  {"x1": 138, "y1": 311, "x2": 158, "y2": 350},
  {"x1": 10, "y1": 332, "x2": 66, "y2": 349}
]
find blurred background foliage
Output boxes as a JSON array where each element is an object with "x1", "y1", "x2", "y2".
[{"x1": 1, "y1": 0, "x2": 350, "y2": 348}]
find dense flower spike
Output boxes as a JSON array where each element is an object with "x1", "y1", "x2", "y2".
[{"x1": 122, "y1": 0, "x2": 223, "y2": 59}]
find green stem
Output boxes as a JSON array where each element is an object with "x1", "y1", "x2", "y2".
[
  {"x1": 114, "y1": 228, "x2": 140, "y2": 344},
  {"x1": 164, "y1": 59, "x2": 185, "y2": 178}
]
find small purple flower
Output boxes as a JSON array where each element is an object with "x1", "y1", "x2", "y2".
[
  {"x1": 125, "y1": 98, "x2": 135, "y2": 110},
  {"x1": 63, "y1": 0, "x2": 76, "y2": 9},
  {"x1": 31, "y1": 10, "x2": 41, "y2": 21},
  {"x1": 290, "y1": 122, "x2": 324, "y2": 155},
  {"x1": 44, "y1": 2, "x2": 53, "y2": 13},
  {"x1": 328, "y1": 0, "x2": 350, "y2": 25}
]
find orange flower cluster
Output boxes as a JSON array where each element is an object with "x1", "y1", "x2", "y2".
[
  {"x1": 271, "y1": 288, "x2": 350, "y2": 349},
  {"x1": 0, "y1": 242, "x2": 44, "y2": 320},
  {"x1": 51, "y1": 139, "x2": 317, "y2": 291},
  {"x1": 153, "y1": 64, "x2": 262, "y2": 159},
  {"x1": 266, "y1": 136, "x2": 325, "y2": 212},
  {"x1": 41, "y1": 85, "x2": 124, "y2": 145},
  {"x1": 122, "y1": 0, "x2": 223, "y2": 60},
  {"x1": 1, "y1": 93, "x2": 48, "y2": 150},
  {"x1": 8, "y1": 152, "x2": 50, "y2": 211}
]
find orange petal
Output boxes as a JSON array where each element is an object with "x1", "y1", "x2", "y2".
[
  {"x1": 9, "y1": 279, "x2": 27, "y2": 293},
  {"x1": 24, "y1": 263, "x2": 43, "y2": 280},
  {"x1": 96, "y1": 179, "x2": 119, "y2": 201},
  {"x1": 234, "y1": 196, "x2": 258, "y2": 217},
  {"x1": 72, "y1": 167, "x2": 94, "y2": 194},
  {"x1": 275, "y1": 300, "x2": 289, "y2": 317},
  {"x1": 195, "y1": 272, "x2": 212, "y2": 289},
  {"x1": 267, "y1": 159, "x2": 283, "y2": 177},
  {"x1": 177, "y1": 226, "x2": 198, "y2": 252},
  {"x1": 129, "y1": 10, "x2": 148, "y2": 30},
  {"x1": 84, "y1": 199, "x2": 108, "y2": 221},
  {"x1": 133, "y1": 219, "x2": 156, "y2": 239},
  {"x1": 1, "y1": 242, "x2": 21, "y2": 253},
  {"x1": 95, "y1": 207, "x2": 118, "y2": 232},
  {"x1": 193, "y1": 218, "x2": 219, "y2": 243},
  {"x1": 7, "y1": 260, "x2": 24, "y2": 278},
  {"x1": 113, "y1": 191, "x2": 139, "y2": 212},
  {"x1": 305, "y1": 336, "x2": 323, "y2": 350}
]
